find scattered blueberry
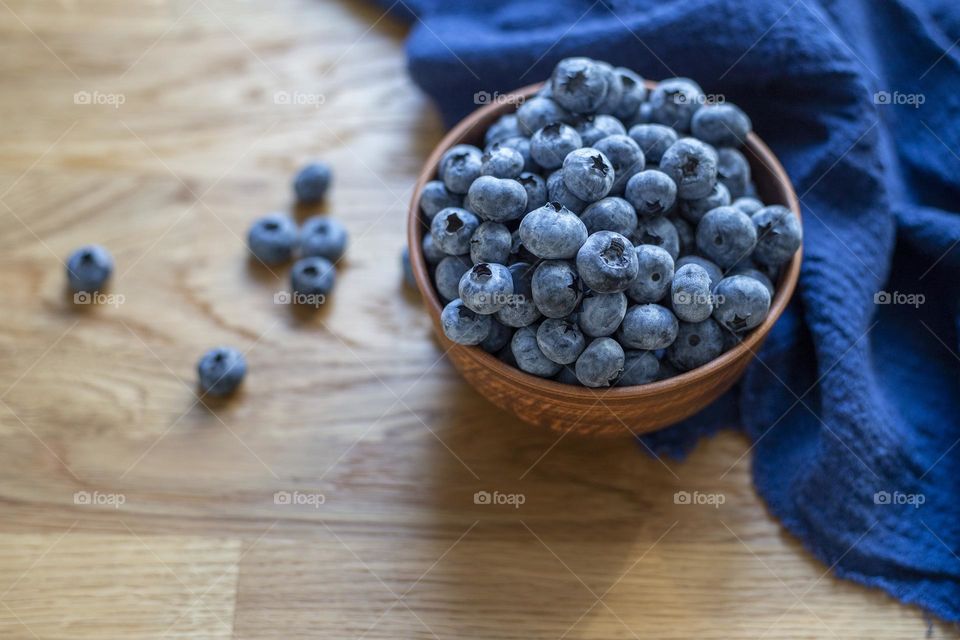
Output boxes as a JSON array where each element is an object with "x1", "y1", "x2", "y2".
[
  {"x1": 247, "y1": 213, "x2": 297, "y2": 265},
  {"x1": 293, "y1": 162, "x2": 332, "y2": 203},
  {"x1": 66, "y1": 245, "x2": 113, "y2": 293},
  {"x1": 197, "y1": 347, "x2": 247, "y2": 397},
  {"x1": 401, "y1": 247, "x2": 416, "y2": 288},
  {"x1": 291, "y1": 256, "x2": 335, "y2": 297},
  {"x1": 300, "y1": 216, "x2": 348, "y2": 262}
]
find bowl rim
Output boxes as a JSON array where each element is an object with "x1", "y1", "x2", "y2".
[{"x1": 408, "y1": 81, "x2": 801, "y2": 400}]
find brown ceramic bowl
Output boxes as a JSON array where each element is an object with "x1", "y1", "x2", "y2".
[{"x1": 408, "y1": 82, "x2": 801, "y2": 436}]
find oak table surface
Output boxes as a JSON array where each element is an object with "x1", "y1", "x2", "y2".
[{"x1": 0, "y1": 1, "x2": 952, "y2": 638}]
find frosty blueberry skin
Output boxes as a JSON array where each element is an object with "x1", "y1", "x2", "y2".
[
  {"x1": 578, "y1": 290, "x2": 628, "y2": 337},
  {"x1": 691, "y1": 103, "x2": 752, "y2": 148},
  {"x1": 675, "y1": 255, "x2": 723, "y2": 289},
  {"x1": 593, "y1": 134, "x2": 645, "y2": 195},
  {"x1": 628, "y1": 124, "x2": 679, "y2": 164},
  {"x1": 419, "y1": 180, "x2": 462, "y2": 221},
  {"x1": 575, "y1": 337, "x2": 625, "y2": 387},
  {"x1": 439, "y1": 144, "x2": 483, "y2": 194},
  {"x1": 458, "y1": 262, "x2": 514, "y2": 315},
  {"x1": 516, "y1": 95, "x2": 572, "y2": 136},
  {"x1": 291, "y1": 256, "x2": 336, "y2": 297},
  {"x1": 627, "y1": 244, "x2": 674, "y2": 304},
  {"x1": 671, "y1": 215, "x2": 695, "y2": 255},
  {"x1": 562, "y1": 148, "x2": 615, "y2": 202},
  {"x1": 660, "y1": 137, "x2": 719, "y2": 200},
  {"x1": 466, "y1": 176, "x2": 527, "y2": 222},
  {"x1": 624, "y1": 170, "x2": 677, "y2": 219},
  {"x1": 293, "y1": 162, "x2": 332, "y2": 203},
  {"x1": 648, "y1": 77, "x2": 704, "y2": 132},
  {"x1": 519, "y1": 202, "x2": 589, "y2": 260},
  {"x1": 716, "y1": 148, "x2": 751, "y2": 200},
  {"x1": 537, "y1": 317, "x2": 587, "y2": 365},
  {"x1": 299, "y1": 216, "x2": 348, "y2": 262},
  {"x1": 511, "y1": 325, "x2": 563, "y2": 377},
  {"x1": 66, "y1": 244, "x2": 114, "y2": 293},
  {"x1": 712, "y1": 275, "x2": 772, "y2": 333},
  {"x1": 531, "y1": 260, "x2": 583, "y2": 318},
  {"x1": 470, "y1": 222, "x2": 512, "y2": 265},
  {"x1": 671, "y1": 263, "x2": 715, "y2": 323},
  {"x1": 495, "y1": 262, "x2": 541, "y2": 328},
  {"x1": 632, "y1": 216, "x2": 680, "y2": 260},
  {"x1": 480, "y1": 144, "x2": 525, "y2": 179},
  {"x1": 695, "y1": 205, "x2": 757, "y2": 268},
  {"x1": 247, "y1": 213, "x2": 298, "y2": 266},
  {"x1": 575, "y1": 231, "x2": 639, "y2": 294},
  {"x1": 618, "y1": 304, "x2": 679, "y2": 350},
  {"x1": 516, "y1": 172, "x2": 548, "y2": 213},
  {"x1": 616, "y1": 349, "x2": 660, "y2": 386},
  {"x1": 421, "y1": 233, "x2": 446, "y2": 265},
  {"x1": 530, "y1": 123, "x2": 583, "y2": 170},
  {"x1": 485, "y1": 113, "x2": 523, "y2": 146},
  {"x1": 546, "y1": 170, "x2": 589, "y2": 214},
  {"x1": 679, "y1": 182, "x2": 730, "y2": 225},
  {"x1": 732, "y1": 196, "x2": 764, "y2": 215},
  {"x1": 441, "y1": 298, "x2": 492, "y2": 345},
  {"x1": 751, "y1": 205, "x2": 802, "y2": 267},
  {"x1": 610, "y1": 67, "x2": 647, "y2": 121},
  {"x1": 434, "y1": 255, "x2": 472, "y2": 302},
  {"x1": 550, "y1": 57, "x2": 611, "y2": 114},
  {"x1": 730, "y1": 267, "x2": 775, "y2": 296},
  {"x1": 573, "y1": 114, "x2": 627, "y2": 146},
  {"x1": 480, "y1": 319, "x2": 513, "y2": 353},
  {"x1": 667, "y1": 318, "x2": 725, "y2": 371},
  {"x1": 197, "y1": 347, "x2": 247, "y2": 397},
  {"x1": 495, "y1": 136, "x2": 537, "y2": 173},
  {"x1": 580, "y1": 197, "x2": 638, "y2": 237},
  {"x1": 430, "y1": 207, "x2": 480, "y2": 255}
]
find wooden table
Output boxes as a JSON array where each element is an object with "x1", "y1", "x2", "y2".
[{"x1": 0, "y1": 1, "x2": 953, "y2": 637}]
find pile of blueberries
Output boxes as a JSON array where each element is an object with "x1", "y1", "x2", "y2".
[{"x1": 420, "y1": 57, "x2": 801, "y2": 388}]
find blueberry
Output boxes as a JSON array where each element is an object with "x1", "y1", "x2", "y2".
[
  {"x1": 624, "y1": 170, "x2": 677, "y2": 219},
  {"x1": 732, "y1": 196, "x2": 764, "y2": 215},
  {"x1": 628, "y1": 124, "x2": 678, "y2": 164},
  {"x1": 550, "y1": 57, "x2": 610, "y2": 114},
  {"x1": 422, "y1": 233, "x2": 445, "y2": 265},
  {"x1": 594, "y1": 61, "x2": 624, "y2": 115},
  {"x1": 618, "y1": 304, "x2": 678, "y2": 350},
  {"x1": 632, "y1": 216, "x2": 680, "y2": 260},
  {"x1": 723, "y1": 281, "x2": 769, "y2": 332},
  {"x1": 751, "y1": 205, "x2": 802, "y2": 267},
  {"x1": 466, "y1": 176, "x2": 527, "y2": 222},
  {"x1": 496, "y1": 262, "x2": 541, "y2": 327},
  {"x1": 511, "y1": 325, "x2": 563, "y2": 377},
  {"x1": 554, "y1": 366, "x2": 583, "y2": 386},
  {"x1": 616, "y1": 350, "x2": 660, "y2": 386},
  {"x1": 420, "y1": 180, "x2": 462, "y2": 221},
  {"x1": 430, "y1": 207, "x2": 480, "y2": 255},
  {"x1": 594, "y1": 134, "x2": 645, "y2": 194},
  {"x1": 717, "y1": 148, "x2": 751, "y2": 200},
  {"x1": 299, "y1": 216, "x2": 348, "y2": 262},
  {"x1": 576, "y1": 231, "x2": 639, "y2": 293},
  {"x1": 631, "y1": 102, "x2": 654, "y2": 127},
  {"x1": 459, "y1": 262, "x2": 513, "y2": 314},
  {"x1": 679, "y1": 182, "x2": 730, "y2": 224},
  {"x1": 517, "y1": 172, "x2": 548, "y2": 212},
  {"x1": 480, "y1": 319, "x2": 514, "y2": 353},
  {"x1": 730, "y1": 267, "x2": 775, "y2": 296},
  {"x1": 532, "y1": 260, "x2": 582, "y2": 318},
  {"x1": 675, "y1": 255, "x2": 722, "y2": 288},
  {"x1": 671, "y1": 263, "x2": 714, "y2": 322},
  {"x1": 470, "y1": 222, "x2": 512, "y2": 264},
  {"x1": 690, "y1": 103, "x2": 752, "y2": 147},
  {"x1": 537, "y1": 317, "x2": 586, "y2": 364},
  {"x1": 401, "y1": 247, "x2": 416, "y2": 288},
  {"x1": 671, "y1": 214, "x2": 695, "y2": 255},
  {"x1": 627, "y1": 244, "x2": 674, "y2": 303},
  {"x1": 516, "y1": 95, "x2": 571, "y2": 136},
  {"x1": 291, "y1": 256, "x2": 335, "y2": 297},
  {"x1": 66, "y1": 245, "x2": 113, "y2": 293},
  {"x1": 562, "y1": 148, "x2": 615, "y2": 201},
  {"x1": 573, "y1": 114, "x2": 627, "y2": 146},
  {"x1": 293, "y1": 162, "x2": 332, "y2": 203},
  {"x1": 546, "y1": 169, "x2": 589, "y2": 214},
  {"x1": 580, "y1": 197, "x2": 638, "y2": 237},
  {"x1": 648, "y1": 77, "x2": 704, "y2": 132},
  {"x1": 696, "y1": 205, "x2": 757, "y2": 268},
  {"x1": 657, "y1": 358, "x2": 682, "y2": 381},
  {"x1": 480, "y1": 144, "x2": 525, "y2": 179},
  {"x1": 667, "y1": 318, "x2": 725, "y2": 371},
  {"x1": 508, "y1": 230, "x2": 539, "y2": 265},
  {"x1": 575, "y1": 337, "x2": 625, "y2": 387},
  {"x1": 611, "y1": 68, "x2": 647, "y2": 121},
  {"x1": 530, "y1": 123, "x2": 582, "y2": 170},
  {"x1": 519, "y1": 202, "x2": 588, "y2": 259},
  {"x1": 660, "y1": 138, "x2": 719, "y2": 200},
  {"x1": 441, "y1": 298, "x2": 492, "y2": 345},
  {"x1": 434, "y1": 255, "x2": 472, "y2": 301},
  {"x1": 247, "y1": 213, "x2": 297, "y2": 265},
  {"x1": 485, "y1": 113, "x2": 523, "y2": 145},
  {"x1": 439, "y1": 144, "x2": 483, "y2": 194},
  {"x1": 578, "y1": 290, "x2": 627, "y2": 337},
  {"x1": 496, "y1": 136, "x2": 538, "y2": 173},
  {"x1": 197, "y1": 347, "x2": 247, "y2": 397}
]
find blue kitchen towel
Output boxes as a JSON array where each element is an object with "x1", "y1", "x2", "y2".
[{"x1": 376, "y1": 0, "x2": 960, "y2": 621}]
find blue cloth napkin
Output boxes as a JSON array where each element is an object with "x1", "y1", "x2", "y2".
[{"x1": 377, "y1": 0, "x2": 960, "y2": 621}]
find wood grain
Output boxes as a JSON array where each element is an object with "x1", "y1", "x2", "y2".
[{"x1": 0, "y1": 0, "x2": 955, "y2": 638}]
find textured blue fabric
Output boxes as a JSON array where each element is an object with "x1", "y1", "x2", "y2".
[{"x1": 377, "y1": 0, "x2": 960, "y2": 621}]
